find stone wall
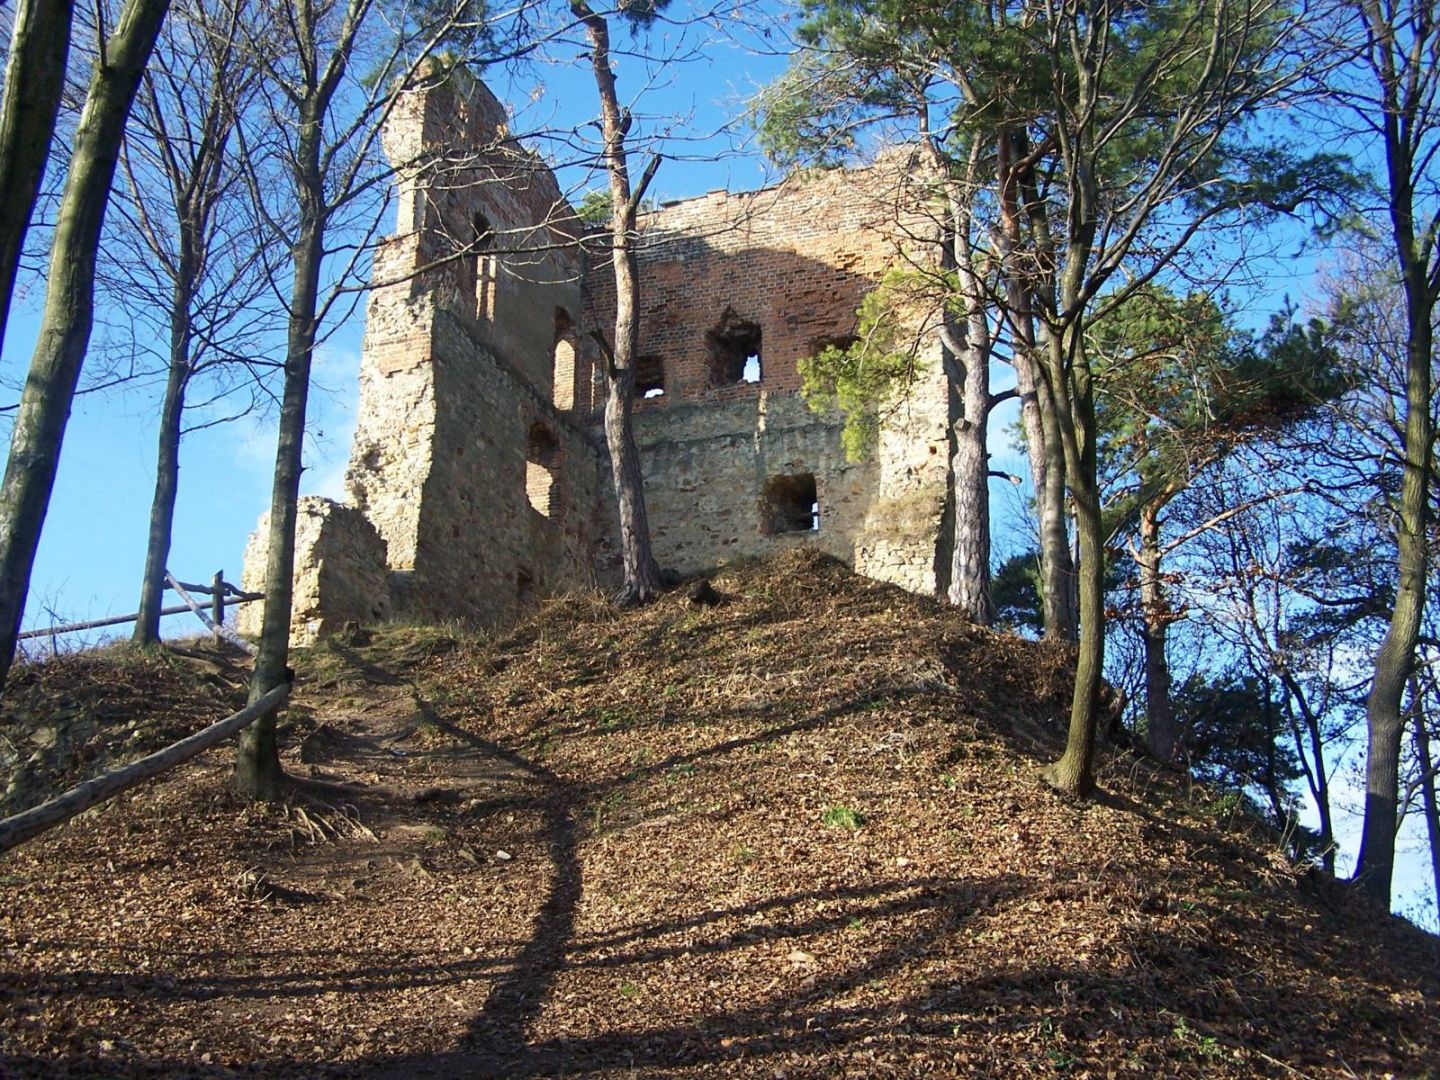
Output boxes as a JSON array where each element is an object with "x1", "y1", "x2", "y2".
[
  {"x1": 586, "y1": 155, "x2": 951, "y2": 594},
  {"x1": 341, "y1": 69, "x2": 599, "y2": 630},
  {"x1": 238, "y1": 498, "x2": 390, "y2": 646}
]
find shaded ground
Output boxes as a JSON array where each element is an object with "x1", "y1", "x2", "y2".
[{"x1": 1, "y1": 550, "x2": 1436, "y2": 1078}]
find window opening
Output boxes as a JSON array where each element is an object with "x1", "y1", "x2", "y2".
[
  {"x1": 474, "y1": 211, "x2": 496, "y2": 320},
  {"x1": 553, "y1": 307, "x2": 579, "y2": 410},
  {"x1": 525, "y1": 422, "x2": 561, "y2": 518},
  {"x1": 517, "y1": 568, "x2": 536, "y2": 609},
  {"x1": 635, "y1": 354, "x2": 665, "y2": 399},
  {"x1": 763, "y1": 473, "x2": 820, "y2": 535},
  {"x1": 706, "y1": 307, "x2": 762, "y2": 386}
]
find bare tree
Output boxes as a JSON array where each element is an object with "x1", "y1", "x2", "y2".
[
  {"x1": 1332, "y1": 0, "x2": 1440, "y2": 908},
  {"x1": 0, "y1": 0, "x2": 171, "y2": 692},
  {"x1": 103, "y1": 0, "x2": 278, "y2": 646},
  {"x1": 566, "y1": 0, "x2": 665, "y2": 606},
  {"x1": 233, "y1": 0, "x2": 486, "y2": 798}
]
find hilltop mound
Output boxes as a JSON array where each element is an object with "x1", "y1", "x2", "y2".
[{"x1": 1, "y1": 550, "x2": 1436, "y2": 1078}]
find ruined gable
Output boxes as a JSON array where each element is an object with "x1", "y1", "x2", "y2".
[{"x1": 583, "y1": 159, "x2": 951, "y2": 593}]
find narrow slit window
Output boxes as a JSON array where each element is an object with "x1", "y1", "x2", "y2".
[
  {"x1": 474, "y1": 212, "x2": 496, "y2": 320},
  {"x1": 525, "y1": 422, "x2": 561, "y2": 518}
]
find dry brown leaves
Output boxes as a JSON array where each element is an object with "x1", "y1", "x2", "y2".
[{"x1": 1, "y1": 550, "x2": 1436, "y2": 1078}]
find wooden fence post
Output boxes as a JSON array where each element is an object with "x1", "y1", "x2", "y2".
[{"x1": 212, "y1": 570, "x2": 224, "y2": 643}]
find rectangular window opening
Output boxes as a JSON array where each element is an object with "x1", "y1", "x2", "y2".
[
  {"x1": 763, "y1": 473, "x2": 820, "y2": 535},
  {"x1": 635, "y1": 354, "x2": 665, "y2": 399},
  {"x1": 707, "y1": 308, "x2": 763, "y2": 386}
]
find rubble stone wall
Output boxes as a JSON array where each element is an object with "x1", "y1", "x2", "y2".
[
  {"x1": 586, "y1": 156, "x2": 951, "y2": 594},
  {"x1": 339, "y1": 69, "x2": 598, "y2": 631},
  {"x1": 238, "y1": 498, "x2": 390, "y2": 646}
]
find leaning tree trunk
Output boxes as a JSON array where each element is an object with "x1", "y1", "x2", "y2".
[
  {"x1": 0, "y1": 0, "x2": 170, "y2": 690},
  {"x1": 0, "y1": 0, "x2": 74, "y2": 351},
  {"x1": 134, "y1": 266, "x2": 194, "y2": 645},
  {"x1": 1138, "y1": 500, "x2": 1180, "y2": 762},
  {"x1": 1354, "y1": 270, "x2": 1433, "y2": 907},
  {"x1": 574, "y1": 0, "x2": 662, "y2": 607}
]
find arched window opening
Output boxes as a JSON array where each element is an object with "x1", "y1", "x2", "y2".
[
  {"x1": 553, "y1": 307, "x2": 579, "y2": 410},
  {"x1": 526, "y1": 422, "x2": 561, "y2": 518}
]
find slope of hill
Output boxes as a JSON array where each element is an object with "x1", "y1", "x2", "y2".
[{"x1": 0, "y1": 550, "x2": 1436, "y2": 1078}]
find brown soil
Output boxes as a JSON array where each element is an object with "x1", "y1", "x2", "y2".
[{"x1": 0, "y1": 550, "x2": 1436, "y2": 1079}]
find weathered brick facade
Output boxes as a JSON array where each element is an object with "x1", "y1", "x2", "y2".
[{"x1": 242, "y1": 74, "x2": 953, "y2": 644}]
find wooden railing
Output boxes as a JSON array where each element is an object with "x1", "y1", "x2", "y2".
[
  {"x1": 16, "y1": 570, "x2": 262, "y2": 651},
  {"x1": 0, "y1": 681, "x2": 291, "y2": 854}
]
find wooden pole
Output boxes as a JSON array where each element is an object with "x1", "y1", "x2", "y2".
[
  {"x1": 166, "y1": 571, "x2": 257, "y2": 656},
  {"x1": 0, "y1": 681, "x2": 291, "y2": 854},
  {"x1": 211, "y1": 569, "x2": 224, "y2": 644},
  {"x1": 16, "y1": 596, "x2": 258, "y2": 642}
]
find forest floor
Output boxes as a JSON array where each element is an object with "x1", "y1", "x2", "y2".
[{"x1": 0, "y1": 549, "x2": 1436, "y2": 1079}]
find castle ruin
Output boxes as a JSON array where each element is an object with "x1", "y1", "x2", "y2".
[{"x1": 240, "y1": 74, "x2": 953, "y2": 644}]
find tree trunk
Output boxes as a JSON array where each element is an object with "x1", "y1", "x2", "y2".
[
  {"x1": 237, "y1": 107, "x2": 327, "y2": 801},
  {"x1": 1041, "y1": 322, "x2": 1103, "y2": 797},
  {"x1": 1354, "y1": 263, "x2": 1433, "y2": 908},
  {"x1": 1044, "y1": 461, "x2": 1103, "y2": 796},
  {"x1": 1281, "y1": 669, "x2": 1337, "y2": 874},
  {"x1": 1003, "y1": 127, "x2": 1077, "y2": 643},
  {"x1": 1034, "y1": 369, "x2": 1078, "y2": 641},
  {"x1": 574, "y1": 1, "x2": 662, "y2": 607},
  {"x1": 604, "y1": 371, "x2": 661, "y2": 606},
  {"x1": 1352, "y1": 1, "x2": 1438, "y2": 906},
  {"x1": 133, "y1": 269, "x2": 194, "y2": 645},
  {"x1": 1260, "y1": 690, "x2": 1289, "y2": 828},
  {"x1": 1412, "y1": 697, "x2": 1440, "y2": 922},
  {"x1": 0, "y1": 0, "x2": 170, "y2": 690},
  {"x1": 947, "y1": 392, "x2": 992, "y2": 622},
  {"x1": 0, "y1": 0, "x2": 74, "y2": 350},
  {"x1": 1138, "y1": 501, "x2": 1179, "y2": 762}
]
